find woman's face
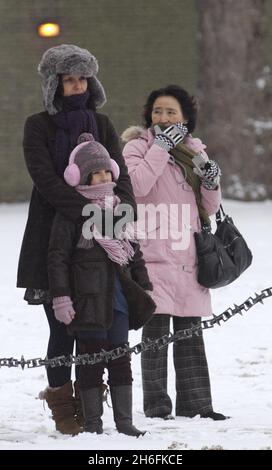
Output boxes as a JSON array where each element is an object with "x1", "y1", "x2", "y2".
[
  {"x1": 151, "y1": 96, "x2": 187, "y2": 127},
  {"x1": 62, "y1": 74, "x2": 88, "y2": 96}
]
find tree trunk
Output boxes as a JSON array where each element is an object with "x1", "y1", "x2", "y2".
[{"x1": 196, "y1": 0, "x2": 272, "y2": 200}]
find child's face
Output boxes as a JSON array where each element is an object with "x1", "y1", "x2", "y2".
[{"x1": 89, "y1": 169, "x2": 112, "y2": 185}]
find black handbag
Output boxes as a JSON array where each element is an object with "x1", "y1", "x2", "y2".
[{"x1": 194, "y1": 205, "x2": 253, "y2": 289}]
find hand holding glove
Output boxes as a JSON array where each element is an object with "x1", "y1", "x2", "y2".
[
  {"x1": 52, "y1": 296, "x2": 75, "y2": 325},
  {"x1": 192, "y1": 154, "x2": 221, "y2": 190},
  {"x1": 154, "y1": 122, "x2": 188, "y2": 151}
]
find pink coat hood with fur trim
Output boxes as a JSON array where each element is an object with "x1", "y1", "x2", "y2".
[{"x1": 122, "y1": 126, "x2": 221, "y2": 317}]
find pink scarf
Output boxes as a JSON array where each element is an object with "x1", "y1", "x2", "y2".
[{"x1": 76, "y1": 182, "x2": 135, "y2": 265}]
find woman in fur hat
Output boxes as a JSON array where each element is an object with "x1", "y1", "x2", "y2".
[
  {"x1": 122, "y1": 84, "x2": 228, "y2": 422},
  {"x1": 17, "y1": 44, "x2": 137, "y2": 435},
  {"x1": 47, "y1": 133, "x2": 155, "y2": 436}
]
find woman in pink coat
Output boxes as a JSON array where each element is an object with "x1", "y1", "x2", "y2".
[{"x1": 122, "y1": 85, "x2": 228, "y2": 421}]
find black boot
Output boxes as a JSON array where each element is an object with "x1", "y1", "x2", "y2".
[
  {"x1": 78, "y1": 339, "x2": 107, "y2": 433},
  {"x1": 80, "y1": 387, "x2": 103, "y2": 434},
  {"x1": 74, "y1": 381, "x2": 84, "y2": 427},
  {"x1": 110, "y1": 385, "x2": 145, "y2": 437},
  {"x1": 200, "y1": 411, "x2": 230, "y2": 421}
]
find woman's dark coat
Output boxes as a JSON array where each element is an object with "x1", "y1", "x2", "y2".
[
  {"x1": 48, "y1": 213, "x2": 156, "y2": 331},
  {"x1": 17, "y1": 112, "x2": 137, "y2": 289}
]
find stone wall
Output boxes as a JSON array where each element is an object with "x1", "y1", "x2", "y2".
[{"x1": 0, "y1": 0, "x2": 197, "y2": 201}]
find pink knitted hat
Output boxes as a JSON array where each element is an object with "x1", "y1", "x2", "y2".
[{"x1": 64, "y1": 133, "x2": 120, "y2": 186}]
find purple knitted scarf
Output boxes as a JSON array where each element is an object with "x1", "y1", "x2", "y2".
[
  {"x1": 76, "y1": 182, "x2": 135, "y2": 266},
  {"x1": 51, "y1": 91, "x2": 99, "y2": 177}
]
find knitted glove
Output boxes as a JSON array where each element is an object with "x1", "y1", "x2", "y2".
[
  {"x1": 52, "y1": 296, "x2": 75, "y2": 325},
  {"x1": 192, "y1": 154, "x2": 221, "y2": 189},
  {"x1": 154, "y1": 123, "x2": 188, "y2": 151}
]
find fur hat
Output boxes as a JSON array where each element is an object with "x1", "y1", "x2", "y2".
[
  {"x1": 64, "y1": 133, "x2": 120, "y2": 186},
  {"x1": 38, "y1": 44, "x2": 106, "y2": 115}
]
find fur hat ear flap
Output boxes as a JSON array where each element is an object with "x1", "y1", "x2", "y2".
[
  {"x1": 64, "y1": 163, "x2": 81, "y2": 186},
  {"x1": 110, "y1": 159, "x2": 120, "y2": 181}
]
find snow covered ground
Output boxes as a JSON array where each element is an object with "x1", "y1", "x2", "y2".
[{"x1": 0, "y1": 200, "x2": 271, "y2": 450}]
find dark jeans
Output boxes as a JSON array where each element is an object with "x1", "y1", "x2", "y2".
[
  {"x1": 77, "y1": 309, "x2": 129, "y2": 345},
  {"x1": 77, "y1": 310, "x2": 131, "y2": 390},
  {"x1": 43, "y1": 303, "x2": 75, "y2": 388},
  {"x1": 44, "y1": 304, "x2": 128, "y2": 387}
]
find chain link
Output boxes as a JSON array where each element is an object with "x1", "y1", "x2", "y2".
[{"x1": 1, "y1": 287, "x2": 271, "y2": 370}]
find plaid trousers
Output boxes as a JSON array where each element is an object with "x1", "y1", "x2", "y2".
[{"x1": 141, "y1": 314, "x2": 213, "y2": 417}]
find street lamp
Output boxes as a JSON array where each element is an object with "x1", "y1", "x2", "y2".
[{"x1": 38, "y1": 22, "x2": 60, "y2": 38}]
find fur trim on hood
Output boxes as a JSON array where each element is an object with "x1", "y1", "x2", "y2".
[
  {"x1": 121, "y1": 126, "x2": 147, "y2": 143},
  {"x1": 38, "y1": 44, "x2": 106, "y2": 115}
]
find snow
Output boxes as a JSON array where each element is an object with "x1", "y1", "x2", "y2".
[
  {"x1": 0, "y1": 200, "x2": 271, "y2": 450},
  {"x1": 249, "y1": 119, "x2": 272, "y2": 133},
  {"x1": 225, "y1": 175, "x2": 268, "y2": 200}
]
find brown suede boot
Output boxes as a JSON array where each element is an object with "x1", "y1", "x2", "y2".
[{"x1": 40, "y1": 381, "x2": 82, "y2": 435}]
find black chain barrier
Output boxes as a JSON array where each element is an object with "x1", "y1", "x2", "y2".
[{"x1": 1, "y1": 287, "x2": 271, "y2": 370}]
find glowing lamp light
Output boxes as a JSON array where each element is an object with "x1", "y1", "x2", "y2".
[{"x1": 38, "y1": 22, "x2": 60, "y2": 38}]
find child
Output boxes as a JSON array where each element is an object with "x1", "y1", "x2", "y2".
[{"x1": 47, "y1": 133, "x2": 155, "y2": 436}]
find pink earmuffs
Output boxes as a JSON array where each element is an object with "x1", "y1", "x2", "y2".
[{"x1": 64, "y1": 135, "x2": 120, "y2": 186}]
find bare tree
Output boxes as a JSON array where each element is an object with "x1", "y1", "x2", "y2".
[{"x1": 196, "y1": 0, "x2": 272, "y2": 200}]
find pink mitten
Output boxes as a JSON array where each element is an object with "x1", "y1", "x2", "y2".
[{"x1": 52, "y1": 296, "x2": 75, "y2": 325}]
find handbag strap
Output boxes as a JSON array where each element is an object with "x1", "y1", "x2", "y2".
[
  {"x1": 215, "y1": 204, "x2": 225, "y2": 224},
  {"x1": 201, "y1": 204, "x2": 226, "y2": 231}
]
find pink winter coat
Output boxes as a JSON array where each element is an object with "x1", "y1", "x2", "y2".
[{"x1": 122, "y1": 127, "x2": 222, "y2": 317}]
